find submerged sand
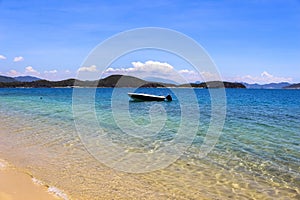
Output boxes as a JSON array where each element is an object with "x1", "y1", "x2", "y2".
[{"x1": 0, "y1": 113, "x2": 299, "y2": 199}]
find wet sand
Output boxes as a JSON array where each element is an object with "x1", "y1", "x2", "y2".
[{"x1": 0, "y1": 162, "x2": 61, "y2": 200}]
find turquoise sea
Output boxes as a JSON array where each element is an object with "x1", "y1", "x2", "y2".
[{"x1": 0, "y1": 88, "x2": 299, "y2": 199}]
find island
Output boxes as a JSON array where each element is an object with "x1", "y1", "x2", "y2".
[
  {"x1": 283, "y1": 83, "x2": 300, "y2": 89},
  {"x1": 0, "y1": 74, "x2": 246, "y2": 88}
]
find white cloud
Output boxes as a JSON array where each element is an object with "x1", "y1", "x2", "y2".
[
  {"x1": 6, "y1": 69, "x2": 21, "y2": 76},
  {"x1": 77, "y1": 65, "x2": 98, "y2": 72},
  {"x1": 131, "y1": 60, "x2": 174, "y2": 73},
  {"x1": 0, "y1": 55, "x2": 6, "y2": 60},
  {"x1": 25, "y1": 66, "x2": 40, "y2": 75},
  {"x1": 65, "y1": 70, "x2": 71, "y2": 74},
  {"x1": 103, "y1": 60, "x2": 222, "y2": 83},
  {"x1": 177, "y1": 70, "x2": 221, "y2": 82},
  {"x1": 104, "y1": 60, "x2": 181, "y2": 82},
  {"x1": 178, "y1": 69, "x2": 200, "y2": 82},
  {"x1": 77, "y1": 65, "x2": 99, "y2": 80},
  {"x1": 44, "y1": 70, "x2": 58, "y2": 74},
  {"x1": 199, "y1": 71, "x2": 220, "y2": 81},
  {"x1": 261, "y1": 71, "x2": 273, "y2": 78},
  {"x1": 13, "y1": 56, "x2": 24, "y2": 62},
  {"x1": 105, "y1": 61, "x2": 175, "y2": 76},
  {"x1": 42, "y1": 69, "x2": 60, "y2": 80},
  {"x1": 229, "y1": 71, "x2": 292, "y2": 84},
  {"x1": 178, "y1": 69, "x2": 196, "y2": 75}
]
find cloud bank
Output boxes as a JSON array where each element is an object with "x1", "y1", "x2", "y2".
[
  {"x1": 103, "y1": 60, "x2": 205, "y2": 83},
  {"x1": 229, "y1": 71, "x2": 292, "y2": 84},
  {"x1": 1, "y1": 60, "x2": 293, "y2": 84},
  {"x1": 105, "y1": 60, "x2": 175, "y2": 77},
  {"x1": 1, "y1": 66, "x2": 71, "y2": 80}
]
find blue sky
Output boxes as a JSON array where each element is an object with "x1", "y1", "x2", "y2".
[{"x1": 0, "y1": 0, "x2": 299, "y2": 83}]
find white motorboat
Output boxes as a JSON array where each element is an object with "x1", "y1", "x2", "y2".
[{"x1": 128, "y1": 93, "x2": 172, "y2": 102}]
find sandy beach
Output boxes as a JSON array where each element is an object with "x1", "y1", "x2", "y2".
[{"x1": 0, "y1": 160, "x2": 61, "y2": 200}]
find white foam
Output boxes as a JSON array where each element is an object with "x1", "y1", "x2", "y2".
[
  {"x1": 0, "y1": 159, "x2": 8, "y2": 170},
  {"x1": 0, "y1": 162, "x2": 5, "y2": 169},
  {"x1": 0, "y1": 158, "x2": 69, "y2": 200},
  {"x1": 48, "y1": 186, "x2": 69, "y2": 200},
  {"x1": 31, "y1": 177, "x2": 43, "y2": 185},
  {"x1": 31, "y1": 177, "x2": 69, "y2": 200}
]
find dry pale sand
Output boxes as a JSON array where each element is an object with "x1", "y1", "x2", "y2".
[{"x1": 0, "y1": 167, "x2": 61, "y2": 200}]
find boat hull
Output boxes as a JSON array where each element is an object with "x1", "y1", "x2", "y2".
[{"x1": 128, "y1": 93, "x2": 166, "y2": 101}]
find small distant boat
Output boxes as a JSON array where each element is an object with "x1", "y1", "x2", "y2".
[{"x1": 128, "y1": 93, "x2": 172, "y2": 102}]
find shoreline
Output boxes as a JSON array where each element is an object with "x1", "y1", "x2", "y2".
[{"x1": 0, "y1": 159, "x2": 68, "y2": 200}]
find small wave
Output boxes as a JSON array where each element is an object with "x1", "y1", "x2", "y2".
[
  {"x1": 31, "y1": 177, "x2": 43, "y2": 185},
  {"x1": 0, "y1": 162, "x2": 5, "y2": 169},
  {"x1": 48, "y1": 186, "x2": 69, "y2": 200},
  {"x1": 0, "y1": 158, "x2": 70, "y2": 200},
  {"x1": 0, "y1": 159, "x2": 8, "y2": 170},
  {"x1": 31, "y1": 177, "x2": 69, "y2": 200}
]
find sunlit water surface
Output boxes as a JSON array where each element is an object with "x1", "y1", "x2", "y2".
[{"x1": 0, "y1": 88, "x2": 299, "y2": 199}]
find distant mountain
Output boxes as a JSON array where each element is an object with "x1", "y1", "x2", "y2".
[
  {"x1": 0, "y1": 74, "x2": 246, "y2": 88},
  {"x1": 0, "y1": 75, "x2": 41, "y2": 83},
  {"x1": 98, "y1": 75, "x2": 147, "y2": 87},
  {"x1": 14, "y1": 76, "x2": 41, "y2": 82},
  {"x1": 179, "y1": 81, "x2": 246, "y2": 88},
  {"x1": 0, "y1": 75, "x2": 172, "y2": 88},
  {"x1": 98, "y1": 75, "x2": 176, "y2": 87},
  {"x1": 283, "y1": 83, "x2": 300, "y2": 89},
  {"x1": 0, "y1": 75, "x2": 16, "y2": 83},
  {"x1": 144, "y1": 77, "x2": 179, "y2": 85},
  {"x1": 243, "y1": 82, "x2": 291, "y2": 89}
]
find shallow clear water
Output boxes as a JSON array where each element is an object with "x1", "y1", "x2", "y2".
[{"x1": 0, "y1": 88, "x2": 299, "y2": 199}]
